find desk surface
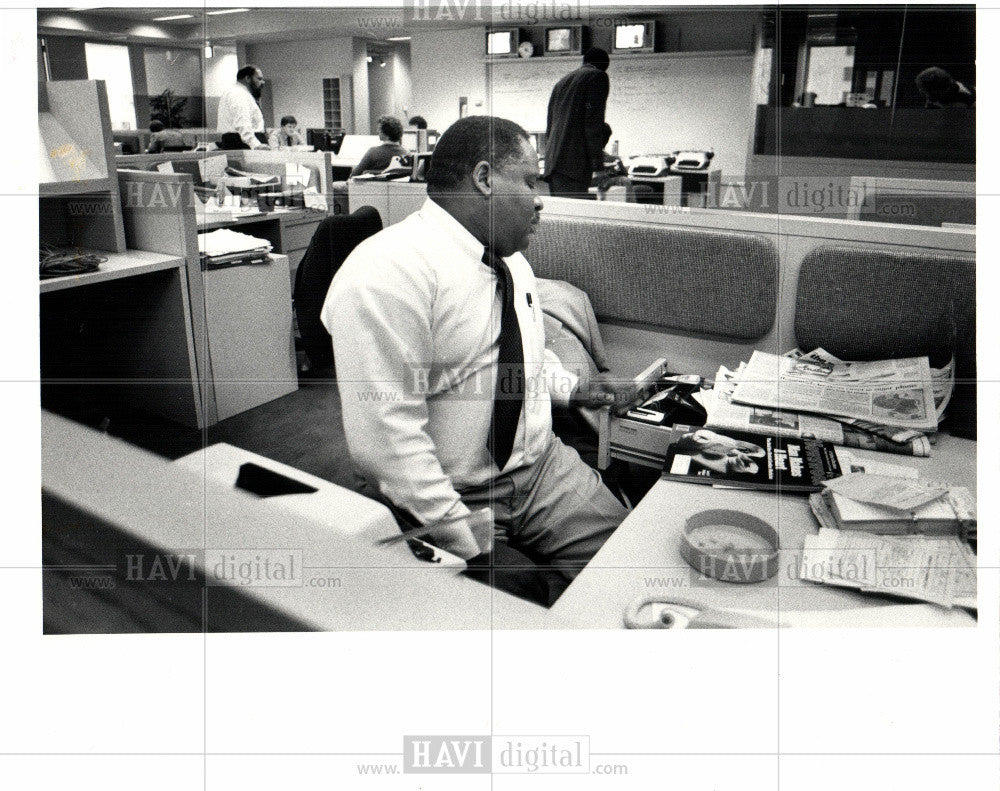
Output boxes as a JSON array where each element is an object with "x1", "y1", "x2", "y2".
[
  {"x1": 42, "y1": 413, "x2": 555, "y2": 631},
  {"x1": 329, "y1": 155, "x2": 362, "y2": 168},
  {"x1": 552, "y1": 434, "x2": 977, "y2": 629},
  {"x1": 39, "y1": 249, "x2": 185, "y2": 294}
]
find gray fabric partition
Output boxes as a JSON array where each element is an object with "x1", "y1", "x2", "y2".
[
  {"x1": 528, "y1": 216, "x2": 778, "y2": 341},
  {"x1": 794, "y1": 245, "x2": 976, "y2": 437}
]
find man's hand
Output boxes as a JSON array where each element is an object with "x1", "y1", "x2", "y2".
[
  {"x1": 422, "y1": 507, "x2": 494, "y2": 560},
  {"x1": 569, "y1": 372, "x2": 636, "y2": 409}
]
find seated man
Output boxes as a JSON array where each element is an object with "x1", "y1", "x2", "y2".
[
  {"x1": 145, "y1": 120, "x2": 187, "y2": 153},
  {"x1": 350, "y1": 115, "x2": 408, "y2": 176},
  {"x1": 269, "y1": 115, "x2": 305, "y2": 148},
  {"x1": 324, "y1": 116, "x2": 630, "y2": 605}
]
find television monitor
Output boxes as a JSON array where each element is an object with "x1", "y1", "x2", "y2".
[
  {"x1": 307, "y1": 128, "x2": 341, "y2": 151},
  {"x1": 614, "y1": 20, "x2": 655, "y2": 53},
  {"x1": 544, "y1": 26, "x2": 582, "y2": 56},
  {"x1": 486, "y1": 28, "x2": 517, "y2": 56}
]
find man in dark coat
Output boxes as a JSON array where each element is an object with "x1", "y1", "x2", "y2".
[{"x1": 543, "y1": 47, "x2": 611, "y2": 198}]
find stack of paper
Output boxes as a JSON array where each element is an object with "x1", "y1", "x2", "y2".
[
  {"x1": 810, "y1": 469, "x2": 976, "y2": 539},
  {"x1": 800, "y1": 527, "x2": 976, "y2": 609},
  {"x1": 198, "y1": 228, "x2": 272, "y2": 268}
]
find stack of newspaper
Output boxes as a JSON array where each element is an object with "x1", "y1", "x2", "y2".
[{"x1": 699, "y1": 348, "x2": 953, "y2": 456}]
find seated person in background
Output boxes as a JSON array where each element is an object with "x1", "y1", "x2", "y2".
[
  {"x1": 350, "y1": 115, "x2": 407, "y2": 176},
  {"x1": 146, "y1": 120, "x2": 187, "y2": 153},
  {"x1": 269, "y1": 115, "x2": 305, "y2": 148},
  {"x1": 324, "y1": 116, "x2": 631, "y2": 605},
  {"x1": 915, "y1": 67, "x2": 975, "y2": 108},
  {"x1": 408, "y1": 115, "x2": 428, "y2": 130}
]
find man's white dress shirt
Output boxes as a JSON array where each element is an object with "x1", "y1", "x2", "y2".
[
  {"x1": 216, "y1": 82, "x2": 265, "y2": 149},
  {"x1": 323, "y1": 198, "x2": 577, "y2": 535}
]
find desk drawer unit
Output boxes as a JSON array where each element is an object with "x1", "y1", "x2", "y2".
[
  {"x1": 281, "y1": 217, "x2": 322, "y2": 251},
  {"x1": 202, "y1": 253, "x2": 298, "y2": 421},
  {"x1": 280, "y1": 216, "x2": 323, "y2": 288}
]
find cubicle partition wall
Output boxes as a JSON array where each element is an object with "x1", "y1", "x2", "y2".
[
  {"x1": 846, "y1": 177, "x2": 976, "y2": 227},
  {"x1": 117, "y1": 149, "x2": 335, "y2": 215},
  {"x1": 118, "y1": 169, "x2": 300, "y2": 427},
  {"x1": 351, "y1": 180, "x2": 975, "y2": 381}
]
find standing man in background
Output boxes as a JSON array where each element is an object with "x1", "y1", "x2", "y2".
[
  {"x1": 217, "y1": 65, "x2": 269, "y2": 150},
  {"x1": 544, "y1": 47, "x2": 611, "y2": 198}
]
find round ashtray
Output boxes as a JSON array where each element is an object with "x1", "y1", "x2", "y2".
[{"x1": 679, "y1": 509, "x2": 780, "y2": 583}]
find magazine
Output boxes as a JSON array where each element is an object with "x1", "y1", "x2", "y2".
[{"x1": 661, "y1": 425, "x2": 844, "y2": 494}]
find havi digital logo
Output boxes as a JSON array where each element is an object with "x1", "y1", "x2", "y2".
[
  {"x1": 403, "y1": 734, "x2": 589, "y2": 774},
  {"x1": 403, "y1": 735, "x2": 490, "y2": 774}
]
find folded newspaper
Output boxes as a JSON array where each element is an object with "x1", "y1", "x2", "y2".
[
  {"x1": 702, "y1": 360, "x2": 934, "y2": 456},
  {"x1": 788, "y1": 347, "x2": 954, "y2": 422},
  {"x1": 729, "y1": 350, "x2": 940, "y2": 432}
]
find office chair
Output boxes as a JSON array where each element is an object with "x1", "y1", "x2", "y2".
[
  {"x1": 218, "y1": 132, "x2": 254, "y2": 150},
  {"x1": 293, "y1": 205, "x2": 383, "y2": 373}
]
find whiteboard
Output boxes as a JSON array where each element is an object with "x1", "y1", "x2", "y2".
[{"x1": 487, "y1": 54, "x2": 755, "y2": 179}]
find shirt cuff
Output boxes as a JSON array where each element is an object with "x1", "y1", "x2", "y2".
[{"x1": 543, "y1": 348, "x2": 580, "y2": 407}]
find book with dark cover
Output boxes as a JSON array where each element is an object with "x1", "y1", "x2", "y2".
[{"x1": 662, "y1": 426, "x2": 843, "y2": 494}]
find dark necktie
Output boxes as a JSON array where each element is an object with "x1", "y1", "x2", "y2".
[{"x1": 483, "y1": 249, "x2": 524, "y2": 470}]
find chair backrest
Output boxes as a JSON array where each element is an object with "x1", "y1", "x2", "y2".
[{"x1": 293, "y1": 206, "x2": 383, "y2": 370}]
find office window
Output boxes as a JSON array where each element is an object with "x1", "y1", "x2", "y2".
[
  {"x1": 84, "y1": 42, "x2": 137, "y2": 130},
  {"x1": 323, "y1": 78, "x2": 342, "y2": 131},
  {"x1": 804, "y1": 45, "x2": 855, "y2": 105}
]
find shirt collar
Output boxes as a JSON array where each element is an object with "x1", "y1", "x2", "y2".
[{"x1": 418, "y1": 197, "x2": 488, "y2": 263}]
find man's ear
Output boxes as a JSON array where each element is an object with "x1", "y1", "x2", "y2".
[{"x1": 471, "y1": 160, "x2": 492, "y2": 197}]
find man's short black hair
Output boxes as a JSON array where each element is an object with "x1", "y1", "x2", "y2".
[
  {"x1": 409, "y1": 115, "x2": 428, "y2": 129},
  {"x1": 915, "y1": 66, "x2": 954, "y2": 97},
  {"x1": 583, "y1": 47, "x2": 610, "y2": 71},
  {"x1": 149, "y1": 119, "x2": 165, "y2": 133},
  {"x1": 236, "y1": 65, "x2": 259, "y2": 82},
  {"x1": 280, "y1": 115, "x2": 297, "y2": 126},
  {"x1": 377, "y1": 115, "x2": 404, "y2": 143},
  {"x1": 426, "y1": 116, "x2": 530, "y2": 193}
]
